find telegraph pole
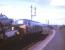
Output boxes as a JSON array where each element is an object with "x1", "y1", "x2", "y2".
[
  {"x1": 30, "y1": 5, "x2": 32, "y2": 26},
  {"x1": 48, "y1": 20, "x2": 49, "y2": 25},
  {"x1": 31, "y1": 5, "x2": 36, "y2": 21},
  {"x1": 30, "y1": 5, "x2": 36, "y2": 26}
]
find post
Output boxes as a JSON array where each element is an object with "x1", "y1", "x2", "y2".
[
  {"x1": 30, "y1": 5, "x2": 32, "y2": 26},
  {"x1": 30, "y1": 5, "x2": 36, "y2": 26}
]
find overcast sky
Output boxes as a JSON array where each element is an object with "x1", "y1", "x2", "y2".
[{"x1": 0, "y1": 0, "x2": 65, "y2": 25}]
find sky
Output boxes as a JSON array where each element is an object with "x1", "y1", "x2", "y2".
[{"x1": 0, "y1": 0, "x2": 65, "y2": 25}]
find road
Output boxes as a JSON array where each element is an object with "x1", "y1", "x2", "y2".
[
  {"x1": 43, "y1": 29, "x2": 65, "y2": 50},
  {"x1": 1, "y1": 29, "x2": 64, "y2": 50},
  {"x1": 25, "y1": 30, "x2": 55, "y2": 50}
]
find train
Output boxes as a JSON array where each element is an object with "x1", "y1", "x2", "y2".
[
  {"x1": 0, "y1": 19, "x2": 49, "y2": 50},
  {"x1": 0, "y1": 19, "x2": 44, "y2": 40},
  {"x1": 0, "y1": 13, "x2": 13, "y2": 26}
]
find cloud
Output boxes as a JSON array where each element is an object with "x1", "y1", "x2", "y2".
[
  {"x1": 0, "y1": 4, "x2": 5, "y2": 6},
  {"x1": 0, "y1": 0, "x2": 65, "y2": 25},
  {"x1": 50, "y1": 0, "x2": 65, "y2": 6},
  {"x1": 35, "y1": 0, "x2": 51, "y2": 6}
]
